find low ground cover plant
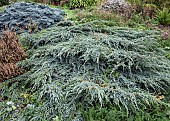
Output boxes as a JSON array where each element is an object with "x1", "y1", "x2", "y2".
[
  {"x1": 1, "y1": 20, "x2": 170, "y2": 120},
  {"x1": 0, "y1": 2, "x2": 65, "y2": 34},
  {"x1": 0, "y1": 1, "x2": 170, "y2": 121},
  {"x1": 80, "y1": 103, "x2": 170, "y2": 121}
]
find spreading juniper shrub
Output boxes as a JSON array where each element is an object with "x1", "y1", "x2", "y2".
[
  {"x1": 0, "y1": 2, "x2": 65, "y2": 34},
  {"x1": 1, "y1": 21, "x2": 170, "y2": 120}
]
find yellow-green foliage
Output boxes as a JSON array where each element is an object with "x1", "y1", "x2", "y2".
[{"x1": 69, "y1": 0, "x2": 99, "y2": 8}]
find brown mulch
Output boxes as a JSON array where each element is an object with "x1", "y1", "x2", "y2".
[{"x1": 0, "y1": 31, "x2": 26, "y2": 82}]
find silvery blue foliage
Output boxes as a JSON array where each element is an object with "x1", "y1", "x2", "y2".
[
  {"x1": 0, "y1": 2, "x2": 65, "y2": 34},
  {"x1": 1, "y1": 21, "x2": 170, "y2": 120}
]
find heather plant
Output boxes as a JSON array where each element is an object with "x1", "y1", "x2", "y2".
[
  {"x1": 0, "y1": 2, "x2": 65, "y2": 34},
  {"x1": 0, "y1": 30, "x2": 26, "y2": 82},
  {"x1": 1, "y1": 21, "x2": 170, "y2": 120}
]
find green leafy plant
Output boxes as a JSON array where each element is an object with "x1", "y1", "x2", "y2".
[
  {"x1": 80, "y1": 103, "x2": 170, "y2": 121},
  {"x1": 156, "y1": 8, "x2": 170, "y2": 25},
  {"x1": 69, "y1": 0, "x2": 99, "y2": 8}
]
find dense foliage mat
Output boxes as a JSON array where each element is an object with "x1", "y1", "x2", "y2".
[
  {"x1": 0, "y1": 21, "x2": 170, "y2": 120},
  {"x1": 0, "y1": 2, "x2": 65, "y2": 34}
]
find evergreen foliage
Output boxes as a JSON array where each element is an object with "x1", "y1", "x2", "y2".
[
  {"x1": 1, "y1": 21, "x2": 170, "y2": 120},
  {"x1": 80, "y1": 103, "x2": 170, "y2": 121},
  {"x1": 0, "y1": 2, "x2": 65, "y2": 34},
  {"x1": 156, "y1": 8, "x2": 170, "y2": 25}
]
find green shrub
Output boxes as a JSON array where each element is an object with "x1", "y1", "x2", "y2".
[
  {"x1": 156, "y1": 8, "x2": 170, "y2": 25},
  {"x1": 80, "y1": 103, "x2": 170, "y2": 121},
  {"x1": 1, "y1": 21, "x2": 170, "y2": 120},
  {"x1": 69, "y1": 0, "x2": 99, "y2": 8},
  {"x1": 127, "y1": 0, "x2": 170, "y2": 20}
]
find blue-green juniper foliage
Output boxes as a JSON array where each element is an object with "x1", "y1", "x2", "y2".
[{"x1": 1, "y1": 21, "x2": 170, "y2": 120}]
